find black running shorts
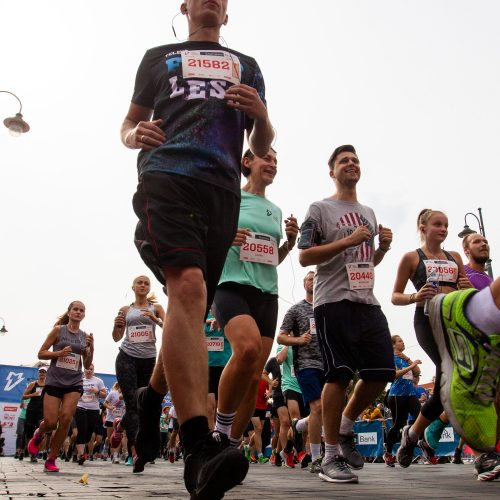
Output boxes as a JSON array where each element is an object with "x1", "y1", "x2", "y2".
[
  {"x1": 314, "y1": 300, "x2": 395, "y2": 384},
  {"x1": 133, "y1": 171, "x2": 240, "y2": 310}
]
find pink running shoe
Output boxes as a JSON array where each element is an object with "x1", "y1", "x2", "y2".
[
  {"x1": 44, "y1": 458, "x2": 59, "y2": 472},
  {"x1": 27, "y1": 429, "x2": 43, "y2": 456}
]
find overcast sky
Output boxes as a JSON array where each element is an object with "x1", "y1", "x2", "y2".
[{"x1": 1, "y1": 1, "x2": 498, "y2": 384}]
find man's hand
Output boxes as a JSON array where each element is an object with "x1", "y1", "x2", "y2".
[
  {"x1": 378, "y1": 224, "x2": 393, "y2": 251},
  {"x1": 225, "y1": 84, "x2": 268, "y2": 122},
  {"x1": 347, "y1": 225, "x2": 372, "y2": 247},
  {"x1": 298, "y1": 331, "x2": 313, "y2": 345},
  {"x1": 125, "y1": 119, "x2": 165, "y2": 150}
]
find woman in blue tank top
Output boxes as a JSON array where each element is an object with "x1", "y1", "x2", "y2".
[
  {"x1": 391, "y1": 209, "x2": 472, "y2": 467},
  {"x1": 384, "y1": 335, "x2": 422, "y2": 466},
  {"x1": 27, "y1": 301, "x2": 93, "y2": 472}
]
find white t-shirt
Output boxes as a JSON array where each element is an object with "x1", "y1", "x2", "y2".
[
  {"x1": 77, "y1": 376, "x2": 105, "y2": 410},
  {"x1": 104, "y1": 389, "x2": 125, "y2": 421}
]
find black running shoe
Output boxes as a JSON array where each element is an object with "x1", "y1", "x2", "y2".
[
  {"x1": 135, "y1": 386, "x2": 162, "y2": 464},
  {"x1": 133, "y1": 454, "x2": 146, "y2": 474},
  {"x1": 184, "y1": 431, "x2": 249, "y2": 500},
  {"x1": 452, "y1": 447, "x2": 464, "y2": 464},
  {"x1": 300, "y1": 453, "x2": 312, "y2": 469}
]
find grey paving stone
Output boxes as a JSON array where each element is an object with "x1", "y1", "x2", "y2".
[{"x1": 0, "y1": 457, "x2": 498, "y2": 499}]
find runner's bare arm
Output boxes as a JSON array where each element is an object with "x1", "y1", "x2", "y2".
[{"x1": 120, "y1": 103, "x2": 165, "y2": 151}]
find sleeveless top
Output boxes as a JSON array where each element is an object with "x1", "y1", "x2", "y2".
[
  {"x1": 25, "y1": 382, "x2": 44, "y2": 416},
  {"x1": 119, "y1": 303, "x2": 157, "y2": 359},
  {"x1": 410, "y1": 248, "x2": 459, "y2": 291},
  {"x1": 45, "y1": 325, "x2": 86, "y2": 388}
]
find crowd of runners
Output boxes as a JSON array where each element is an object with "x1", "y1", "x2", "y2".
[{"x1": 8, "y1": 1, "x2": 500, "y2": 499}]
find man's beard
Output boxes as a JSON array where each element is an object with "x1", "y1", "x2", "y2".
[{"x1": 473, "y1": 255, "x2": 490, "y2": 265}]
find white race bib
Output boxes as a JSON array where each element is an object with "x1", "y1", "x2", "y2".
[
  {"x1": 181, "y1": 50, "x2": 240, "y2": 84},
  {"x1": 309, "y1": 317, "x2": 317, "y2": 335},
  {"x1": 423, "y1": 260, "x2": 458, "y2": 283},
  {"x1": 128, "y1": 324, "x2": 154, "y2": 344},
  {"x1": 113, "y1": 406, "x2": 125, "y2": 418},
  {"x1": 56, "y1": 353, "x2": 80, "y2": 371},
  {"x1": 403, "y1": 370, "x2": 414, "y2": 380},
  {"x1": 82, "y1": 392, "x2": 96, "y2": 403},
  {"x1": 240, "y1": 232, "x2": 279, "y2": 266},
  {"x1": 346, "y1": 263, "x2": 375, "y2": 290},
  {"x1": 290, "y1": 365, "x2": 296, "y2": 378},
  {"x1": 206, "y1": 337, "x2": 224, "y2": 352}
]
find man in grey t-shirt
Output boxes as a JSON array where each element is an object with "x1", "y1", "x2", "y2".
[{"x1": 298, "y1": 145, "x2": 395, "y2": 484}]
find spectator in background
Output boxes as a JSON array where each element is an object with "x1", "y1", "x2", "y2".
[
  {"x1": 15, "y1": 400, "x2": 28, "y2": 460},
  {"x1": 413, "y1": 375, "x2": 429, "y2": 404},
  {"x1": 362, "y1": 403, "x2": 383, "y2": 421},
  {"x1": 377, "y1": 402, "x2": 391, "y2": 420},
  {"x1": 462, "y1": 233, "x2": 492, "y2": 290}
]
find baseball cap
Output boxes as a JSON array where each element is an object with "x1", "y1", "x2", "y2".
[{"x1": 38, "y1": 366, "x2": 47, "y2": 372}]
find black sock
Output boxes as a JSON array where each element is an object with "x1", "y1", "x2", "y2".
[
  {"x1": 284, "y1": 439, "x2": 294, "y2": 453},
  {"x1": 180, "y1": 416, "x2": 209, "y2": 456},
  {"x1": 145, "y1": 384, "x2": 165, "y2": 407},
  {"x1": 294, "y1": 432, "x2": 304, "y2": 452}
]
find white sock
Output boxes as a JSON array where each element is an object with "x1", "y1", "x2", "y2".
[
  {"x1": 339, "y1": 415, "x2": 354, "y2": 435},
  {"x1": 229, "y1": 436, "x2": 242, "y2": 448},
  {"x1": 296, "y1": 417, "x2": 308, "y2": 433},
  {"x1": 214, "y1": 410, "x2": 236, "y2": 436},
  {"x1": 323, "y1": 443, "x2": 341, "y2": 464},
  {"x1": 310, "y1": 443, "x2": 322, "y2": 461},
  {"x1": 465, "y1": 287, "x2": 500, "y2": 335}
]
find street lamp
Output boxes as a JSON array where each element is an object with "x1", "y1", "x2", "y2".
[
  {"x1": 0, "y1": 317, "x2": 7, "y2": 336},
  {"x1": 1, "y1": 90, "x2": 30, "y2": 137},
  {"x1": 458, "y1": 208, "x2": 493, "y2": 279}
]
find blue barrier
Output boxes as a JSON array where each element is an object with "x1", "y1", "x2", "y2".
[{"x1": 353, "y1": 419, "x2": 460, "y2": 457}]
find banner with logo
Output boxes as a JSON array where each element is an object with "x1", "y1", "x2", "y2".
[
  {"x1": 0, "y1": 364, "x2": 117, "y2": 403},
  {"x1": 0, "y1": 364, "x2": 117, "y2": 455},
  {"x1": 353, "y1": 419, "x2": 460, "y2": 457}
]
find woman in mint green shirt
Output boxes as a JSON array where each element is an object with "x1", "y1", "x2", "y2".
[{"x1": 212, "y1": 148, "x2": 299, "y2": 447}]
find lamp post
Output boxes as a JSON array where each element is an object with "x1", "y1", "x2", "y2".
[
  {"x1": 0, "y1": 317, "x2": 7, "y2": 336},
  {"x1": 458, "y1": 208, "x2": 493, "y2": 279},
  {"x1": 1, "y1": 90, "x2": 30, "y2": 136}
]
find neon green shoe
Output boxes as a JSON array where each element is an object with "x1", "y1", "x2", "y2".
[
  {"x1": 429, "y1": 290, "x2": 500, "y2": 452},
  {"x1": 258, "y1": 456, "x2": 269, "y2": 464}
]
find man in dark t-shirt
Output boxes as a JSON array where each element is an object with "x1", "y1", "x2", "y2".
[
  {"x1": 120, "y1": 1, "x2": 274, "y2": 496},
  {"x1": 278, "y1": 271, "x2": 325, "y2": 471}
]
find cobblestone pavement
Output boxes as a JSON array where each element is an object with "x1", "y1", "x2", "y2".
[{"x1": 1, "y1": 457, "x2": 499, "y2": 499}]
